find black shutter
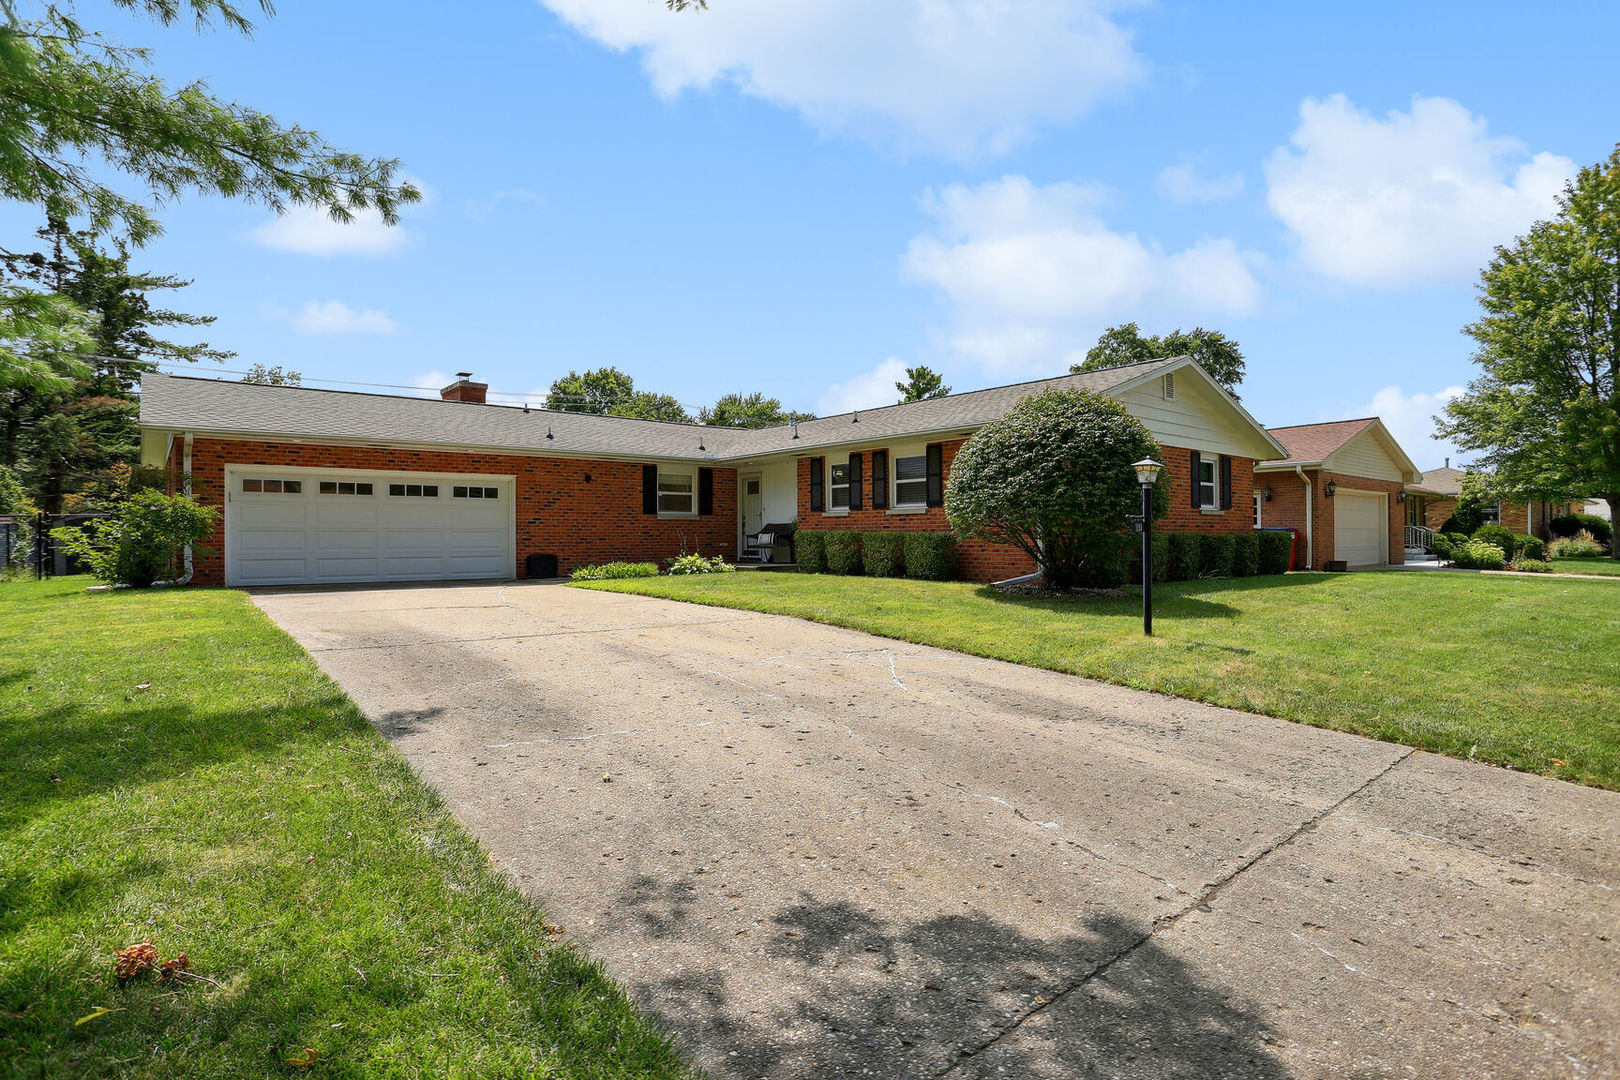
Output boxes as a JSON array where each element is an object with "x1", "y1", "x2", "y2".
[
  {"x1": 871, "y1": 450, "x2": 888, "y2": 510},
  {"x1": 1189, "y1": 451, "x2": 1202, "y2": 508},
  {"x1": 642, "y1": 464, "x2": 659, "y2": 515},
  {"x1": 849, "y1": 453, "x2": 864, "y2": 511},
  {"x1": 809, "y1": 457, "x2": 825, "y2": 512},
  {"x1": 1219, "y1": 455, "x2": 1234, "y2": 511},
  {"x1": 698, "y1": 468, "x2": 714, "y2": 516},
  {"x1": 925, "y1": 443, "x2": 944, "y2": 507}
]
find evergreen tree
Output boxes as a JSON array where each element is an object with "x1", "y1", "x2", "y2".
[{"x1": 896, "y1": 365, "x2": 951, "y2": 403}]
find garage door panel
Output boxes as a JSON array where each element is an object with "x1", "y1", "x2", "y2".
[
  {"x1": 1334, "y1": 493, "x2": 1385, "y2": 565},
  {"x1": 227, "y1": 470, "x2": 513, "y2": 587}
]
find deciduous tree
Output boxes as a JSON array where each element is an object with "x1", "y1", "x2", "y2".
[
  {"x1": 699, "y1": 391, "x2": 808, "y2": 429},
  {"x1": 1439, "y1": 145, "x2": 1620, "y2": 558},
  {"x1": 1072, "y1": 323, "x2": 1246, "y2": 397}
]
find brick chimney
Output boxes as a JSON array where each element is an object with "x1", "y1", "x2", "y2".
[{"x1": 440, "y1": 371, "x2": 487, "y2": 404}]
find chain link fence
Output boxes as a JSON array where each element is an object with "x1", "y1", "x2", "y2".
[{"x1": 0, "y1": 513, "x2": 110, "y2": 579}]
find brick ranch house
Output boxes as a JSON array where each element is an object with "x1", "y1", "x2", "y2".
[
  {"x1": 138, "y1": 356, "x2": 1288, "y2": 588},
  {"x1": 1254, "y1": 418, "x2": 1423, "y2": 570},
  {"x1": 1404, "y1": 465, "x2": 1573, "y2": 541}
]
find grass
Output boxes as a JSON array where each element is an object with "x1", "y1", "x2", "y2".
[
  {"x1": 0, "y1": 579, "x2": 693, "y2": 1079},
  {"x1": 578, "y1": 570, "x2": 1620, "y2": 789},
  {"x1": 1548, "y1": 556, "x2": 1620, "y2": 577}
]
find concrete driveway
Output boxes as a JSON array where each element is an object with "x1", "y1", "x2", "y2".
[{"x1": 254, "y1": 581, "x2": 1618, "y2": 1079}]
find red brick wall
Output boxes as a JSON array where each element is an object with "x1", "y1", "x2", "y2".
[
  {"x1": 182, "y1": 438, "x2": 736, "y2": 585},
  {"x1": 1422, "y1": 497, "x2": 1569, "y2": 539},
  {"x1": 794, "y1": 440, "x2": 1257, "y2": 582},
  {"x1": 1260, "y1": 469, "x2": 1404, "y2": 567}
]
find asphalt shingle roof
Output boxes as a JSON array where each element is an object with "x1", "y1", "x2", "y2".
[
  {"x1": 1258, "y1": 418, "x2": 1377, "y2": 466},
  {"x1": 139, "y1": 358, "x2": 1181, "y2": 463},
  {"x1": 1409, "y1": 466, "x2": 1464, "y2": 496}
]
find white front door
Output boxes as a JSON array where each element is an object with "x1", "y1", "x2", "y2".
[
  {"x1": 225, "y1": 466, "x2": 515, "y2": 586},
  {"x1": 1334, "y1": 491, "x2": 1386, "y2": 566},
  {"x1": 741, "y1": 473, "x2": 763, "y2": 543}
]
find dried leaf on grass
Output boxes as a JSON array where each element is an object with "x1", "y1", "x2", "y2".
[
  {"x1": 284, "y1": 1046, "x2": 321, "y2": 1067},
  {"x1": 75, "y1": 1006, "x2": 124, "y2": 1026}
]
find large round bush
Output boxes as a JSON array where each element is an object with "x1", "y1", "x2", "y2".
[
  {"x1": 945, "y1": 389, "x2": 1168, "y2": 589},
  {"x1": 50, "y1": 490, "x2": 217, "y2": 587}
]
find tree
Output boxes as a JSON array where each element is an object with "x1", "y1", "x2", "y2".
[
  {"x1": 243, "y1": 363, "x2": 301, "y2": 386},
  {"x1": 1439, "y1": 145, "x2": 1620, "y2": 558},
  {"x1": 945, "y1": 389, "x2": 1169, "y2": 589},
  {"x1": 699, "y1": 391, "x2": 806, "y2": 429},
  {"x1": 896, "y1": 365, "x2": 951, "y2": 403},
  {"x1": 0, "y1": 286, "x2": 95, "y2": 471},
  {"x1": 0, "y1": 0, "x2": 418, "y2": 246},
  {"x1": 542, "y1": 366, "x2": 691, "y2": 421},
  {"x1": 1071, "y1": 323, "x2": 1246, "y2": 397}
]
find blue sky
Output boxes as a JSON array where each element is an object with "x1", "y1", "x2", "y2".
[{"x1": 16, "y1": 1, "x2": 1620, "y2": 466}]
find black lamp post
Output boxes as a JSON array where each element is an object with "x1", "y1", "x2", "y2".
[{"x1": 1131, "y1": 458, "x2": 1164, "y2": 636}]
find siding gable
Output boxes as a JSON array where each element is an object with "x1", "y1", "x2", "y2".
[
  {"x1": 1117, "y1": 370, "x2": 1279, "y2": 459},
  {"x1": 1324, "y1": 427, "x2": 1416, "y2": 483}
]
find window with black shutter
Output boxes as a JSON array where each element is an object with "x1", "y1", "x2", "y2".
[
  {"x1": 809, "y1": 457, "x2": 825, "y2": 512},
  {"x1": 871, "y1": 450, "x2": 888, "y2": 509},
  {"x1": 698, "y1": 468, "x2": 714, "y2": 516},
  {"x1": 1219, "y1": 456, "x2": 1234, "y2": 510},
  {"x1": 849, "y1": 453, "x2": 864, "y2": 511},
  {"x1": 642, "y1": 464, "x2": 659, "y2": 514},
  {"x1": 925, "y1": 443, "x2": 944, "y2": 507}
]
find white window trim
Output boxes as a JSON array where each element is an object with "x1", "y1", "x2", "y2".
[
  {"x1": 828, "y1": 459, "x2": 852, "y2": 512},
  {"x1": 1253, "y1": 491, "x2": 1263, "y2": 528},
  {"x1": 656, "y1": 466, "x2": 699, "y2": 519},
  {"x1": 1479, "y1": 500, "x2": 1502, "y2": 524},
  {"x1": 889, "y1": 442, "x2": 929, "y2": 510},
  {"x1": 1197, "y1": 452, "x2": 1220, "y2": 511}
]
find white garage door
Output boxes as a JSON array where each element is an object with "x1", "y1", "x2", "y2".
[
  {"x1": 226, "y1": 467, "x2": 514, "y2": 586},
  {"x1": 1334, "y1": 491, "x2": 1386, "y2": 566}
]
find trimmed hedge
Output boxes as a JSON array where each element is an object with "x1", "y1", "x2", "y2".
[
  {"x1": 861, "y1": 531, "x2": 906, "y2": 577},
  {"x1": 1471, "y1": 522, "x2": 1517, "y2": 558},
  {"x1": 1452, "y1": 540, "x2": 1506, "y2": 570},
  {"x1": 795, "y1": 530, "x2": 828, "y2": 573},
  {"x1": 1257, "y1": 530, "x2": 1292, "y2": 575},
  {"x1": 903, "y1": 532, "x2": 957, "y2": 581},
  {"x1": 1232, "y1": 532, "x2": 1259, "y2": 577},
  {"x1": 1550, "y1": 513, "x2": 1612, "y2": 544},
  {"x1": 1126, "y1": 532, "x2": 1171, "y2": 584},
  {"x1": 824, "y1": 530, "x2": 864, "y2": 575},
  {"x1": 1166, "y1": 533, "x2": 1200, "y2": 582},
  {"x1": 1512, "y1": 557, "x2": 1552, "y2": 573},
  {"x1": 1198, "y1": 533, "x2": 1236, "y2": 578},
  {"x1": 1514, "y1": 534, "x2": 1546, "y2": 561}
]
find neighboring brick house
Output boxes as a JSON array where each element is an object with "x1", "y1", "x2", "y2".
[
  {"x1": 1405, "y1": 466, "x2": 1572, "y2": 540},
  {"x1": 139, "y1": 356, "x2": 1287, "y2": 588},
  {"x1": 1254, "y1": 418, "x2": 1423, "y2": 569}
]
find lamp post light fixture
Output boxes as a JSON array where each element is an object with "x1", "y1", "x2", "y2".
[{"x1": 1130, "y1": 458, "x2": 1164, "y2": 636}]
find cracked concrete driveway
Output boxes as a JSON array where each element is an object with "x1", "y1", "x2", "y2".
[{"x1": 254, "y1": 580, "x2": 1619, "y2": 1079}]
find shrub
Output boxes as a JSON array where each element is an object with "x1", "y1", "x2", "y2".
[
  {"x1": 1451, "y1": 540, "x2": 1506, "y2": 571},
  {"x1": 1550, "y1": 513, "x2": 1612, "y2": 544},
  {"x1": 570, "y1": 561, "x2": 660, "y2": 581},
  {"x1": 1198, "y1": 533, "x2": 1236, "y2": 578},
  {"x1": 1431, "y1": 533, "x2": 1456, "y2": 559},
  {"x1": 903, "y1": 532, "x2": 957, "y2": 581},
  {"x1": 1514, "y1": 534, "x2": 1546, "y2": 561},
  {"x1": 1549, "y1": 531, "x2": 1605, "y2": 558},
  {"x1": 861, "y1": 531, "x2": 906, "y2": 577},
  {"x1": 50, "y1": 490, "x2": 218, "y2": 587},
  {"x1": 795, "y1": 530, "x2": 828, "y2": 573},
  {"x1": 1232, "y1": 532, "x2": 1259, "y2": 577},
  {"x1": 1166, "y1": 532, "x2": 1201, "y2": 581},
  {"x1": 945, "y1": 388, "x2": 1168, "y2": 589},
  {"x1": 665, "y1": 552, "x2": 735, "y2": 575},
  {"x1": 1511, "y1": 558, "x2": 1552, "y2": 573},
  {"x1": 1471, "y1": 522, "x2": 1517, "y2": 558},
  {"x1": 1256, "y1": 530, "x2": 1293, "y2": 575},
  {"x1": 1126, "y1": 532, "x2": 1171, "y2": 585},
  {"x1": 824, "y1": 530, "x2": 864, "y2": 575}
]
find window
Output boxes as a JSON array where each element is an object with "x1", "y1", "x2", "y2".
[
  {"x1": 894, "y1": 454, "x2": 928, "y2": 507},
  {"x1": 452, "y1": 486, "x2": 500, "y2": 500},
  {"x1": 1253, "y1": 491, "x2": 1263, "y2": 528},
  {"x1": 656, "y1": 471, "x2": 693, "y2": 514},
  {"x1": 1197, "y1": 456, "x2": 1218, "y2": 508},
  {"x1": 387, "y1": 483, "x2": 439, "y2": 498},
  {"x1": 242, "y1": 478, "x2": 302, "y2": 494},
  {"x1": 746, "y1": 479, "x2": 760, "y2": 496},
  {"x1": 318, "y1": 481, "x2": 374, "y2": 496},
  {"x1": 1480, "y1": 501, "x2": 1501, "y2": 524},
  {"x1": 829, "y1": 462, "x2": 851, "y2": 509}
]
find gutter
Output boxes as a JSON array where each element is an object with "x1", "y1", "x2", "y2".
[
  {"x1": 1293, "y1": 464, "x2": 1313, "y2": 570},
  {"x1": 154, "y1": 432, "x2": 194, "y2": 587}
]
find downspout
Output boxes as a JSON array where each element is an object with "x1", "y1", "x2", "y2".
[
  {"x1": 154, "y1": 432, "x2": 195, "y2": 587},
  {"x1": 1293, "y1": 465, "x2": 1313, "y2": 570}
]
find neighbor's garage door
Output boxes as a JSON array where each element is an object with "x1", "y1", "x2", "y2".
[
  {"x1": 1334, "y1": 490, "x2": 1386, "y2": 566},
  {"x1": 226, "y1": 468, "x2": 514, "y2": 586}
]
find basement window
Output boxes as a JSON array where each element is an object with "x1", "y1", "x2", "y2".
[
  {"x1": 388, "y1": 483, "x2": 440, "y2": 498},
  {"x1": 452, "y1": 486, "x2": 500, "y2": 500}
]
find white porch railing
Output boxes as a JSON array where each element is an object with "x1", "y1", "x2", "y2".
[{"x1": 1405, "y1": 524, "x2": 1434, "y2": 551}]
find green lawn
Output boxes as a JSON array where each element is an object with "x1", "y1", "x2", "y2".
[
  {"x1": 0, "y1": 579, "x2": 692, "y2": 1079},
  {"x1": 1549, "y1": 556, "x2": 1620, "y2": 577},
  {"x1": 579, "y1": 570, "x2": 1620, "y2": 789}
]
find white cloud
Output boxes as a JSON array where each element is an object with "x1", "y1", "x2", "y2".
[
  {"x1": 1362, "y1": 384, "x2": 1466, "y2": 468},
  {"x1": 537, "y1": 0, "x2": 1145, "y2": 158},
  {"x1": 289, "y1": 300, "x2": 400, "y2": 336},
  {"x1": 1155, "y1": 163, "x2": 1245, "y2": 204},
  {"x1": 1264, "y1": 94, "x2": 1574, "y2": 287},
  {"x1": 466, "y1": 188, "x2": 545, "y2": 220},
  {"x1": 249, "y1": 204, "x2": 411, "y2": 256},
  {"x1": 902, "y1": 175, "x2": 1263, "y2": 372},
  {"x1": 816, "y1": 357, "x2": 910, "y2": 415}
]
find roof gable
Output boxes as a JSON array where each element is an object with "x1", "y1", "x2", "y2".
[{"x1": 1259, "y1": 417, "x2": 1421, "y2": 483}]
